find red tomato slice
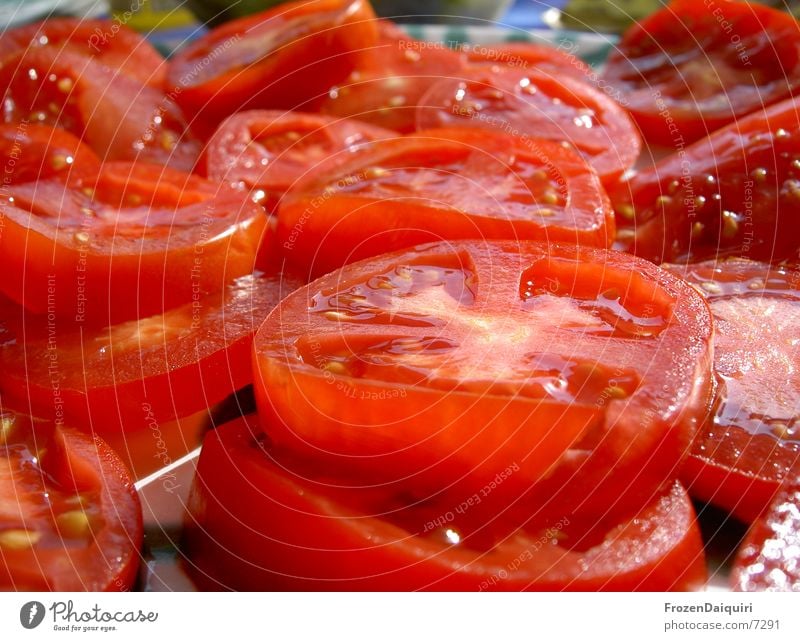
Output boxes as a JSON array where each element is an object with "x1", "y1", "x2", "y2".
[
  {"x1": 664, "y1": 260, "x2": 800, "y2": 523},
  {"x1": 201, "y1": 110, "x2": 394, "y2": 212},
  {"x1": 0, "y1": 411, "x2": 142, "y2": 591},
  {"x1": 278, "y1": 128, "x2": 613, "y2": 277},
  {"x1": 732, "y1": 476, "x2": 800, "y2": 591},
  {"x1": 603, "y1": 0, "x2": 800, "y2": 145},
  {"x1": 416, "y1": 66, "x2": 641, "y2": 185},
  {"x1": 465, "y1": 42, "x2": 590, "y2": 80},
  {"x1": 0, "y1": 17, "x2": 165, "y2": 88},
  {"x1": 0, "y1": 46, "x2": 200, "y2": 171},
  {"x1": 185, "y1": 415, "x2": 707, "y2": 591},
  {"x1": 320, "y1": 21, "x2": 466, "y2": 133},
  {"x1": 0, "y1": 162, "x2": 266, "y2": 324},
  {"x1": 0, "y1": 123, "x2": 100, "y2": 184},
  {"x1": 166, "y1": 0, "x2": 378, "y2": 136},
  {"x1": 253, "y1": 241, "x2": 713, "y2": 523}
]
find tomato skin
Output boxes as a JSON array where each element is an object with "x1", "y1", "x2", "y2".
[
  {"x1": 416, "y1": 66, "x2": 641, "y2": 186},
  {"x1": 603, "y1": 0, "x2": 800, "y2": 145},
  {"x1": 0, "y1": 163, "x2": 266, "y2": 324},
  {"x1": 0, "y1": 17, "x2": 165, "y2": 89},
  {"x1": 0, "y1": 413, "x2": 142, "y2": 591},
  {"x1": 254, "y1": 240, "x2": 713, "y2": 523},
  {"x1": 278, "y1": 128, "x2": 613, "y2": 277},
  {"x1": 200, "y1": 110, "x2": 394, "y2": 213},
  {"x1": 319, "y1": 21, "x2": 466, "y2": 133},
  {"x1": 0, "y1": 46, "x2": 199, "y2": 171},
  {"x1": 732, "y1": 476, "x2": 800, "y2": 591},
  {"x1": 465, "y1": 42, "x2": 590, "y2": 80},
  {"x1": 613, "y1": 97, "x2": 800, "y2": 264},
  {"x1": 0, "y1": 124, "x2": 100, "y2": 184},
  {"x1": 186, "y1": 415, "x2": 706, "y2": 591},
  {"x1": 664, "y1": 260, "x2": 800, "y2": 524},
  {"x1": 166, "y1": 0, "x2": 378, "y2": 136}
]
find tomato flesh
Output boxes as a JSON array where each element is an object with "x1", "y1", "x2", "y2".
[
  {"x1": 278, "y1": 128, "x2": 613, "y2": 277},
  {"x1": 185, "y1": 415, "x2": 707, "y2": 591},
  {"x1": 0, "y1": 162, "x2": 266, "y2": 324},
  {"x1": 416, "y1": 66, "x2": 641, "y2": 185},
  {"x1": 666, "y1": 260, "x2": 800, "y2": 523},
  {"x1": 613, "y1": 97, "x2": 800, "y2": 264},
  {"x1": 603, "y1": 0, "x2": 800, "y2": 145},
  {"x1": 254, "y1": 241, "x2": 713, "y2": 523},
  {"x1": 201, "y1": 110, "x2": 393, "y2": 212},
  {"x1": 465, "y1": 42, "x2": 591, "y2": 80},
  {"x1": 0, "y1": 411, "x2": 142, "y2": 591}
]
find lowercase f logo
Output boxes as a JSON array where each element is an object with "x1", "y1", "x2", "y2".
[{"x1": 20, "y1": 601, "x2": 45, "y2": 629}]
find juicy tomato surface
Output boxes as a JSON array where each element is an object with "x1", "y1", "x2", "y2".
[
  {"x1": 0, "y1": 46, "x2": 199, "y2": 170},
  {"x1": 416, "y1": 66, "x2": 641, "y2": 185},
  {"x1": 0, "y1": 162, "x2": 266, "y2": 324},
  {"x1": 254, "y1": 241, "x2": 713, "y2": 525},
  {"x1": 613, "y1": 97, "x2": 800, "y2": 264},
  {"x1": 665, "y1": 260, "x2": 800, "y2": 523},
  {"x1": 185, "y1": 415, "x2": 707, "y2": 591},
  {"x1": 201, "y1": 110, "x2": 394, "y2": 212},
  {"x1": 603, "y1": 0, "x2": 800, "y2": 145},
  {"x1": 0, "y1": 123, "x2": 100, "y2": 184},
  {"x1": 0, "y1": 17, "x2": 166, "y2": 88},
  {"x1": 732, "y1": 475, "x2": 800, "y2": 591},
  {"x1": 320, "y1": 20, "x2": 466, "y2": 133},
  {"x1": 166, "y1": 0, "x2": 378, "y2": 136},
  {"x1": 465, "y1": 41, "x2": 590, "y2": 80},
  {"x1": 0, "y1": 411, "x2": 142, "y2": 591},
  {"x1": 278, "y1": 128, "x2": 613, "y2": 277},
  {"x1": 0, "y1": 270, "x2": 302, "y2": 447}
]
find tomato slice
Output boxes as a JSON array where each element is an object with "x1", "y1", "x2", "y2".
[
  {"x1": 0, "y1": 162, "x2": 266, "y2": 324},
  {"x1": 0, "y1": 46, "x2": 200, "y2": 171},
  {"x1": 185, "y1": 415, "x2": 707, "y2": 591},
  {"x1": 613, "y1": 97, "x2": 800, "y2": 264},
  {"x1": 0, "y1": 411, "x2": 142, "y2": 591},
  {"x1": 0, "y1": 270, "x2": 303, "y2": 444},
  {"x1": 319, "y1": 20, "x2": 466, "y2": 133},
  {"x1": 253, "y1": 241, "x2": 713, "y2": 523},
  {"x1": 465, "y1": 42, "x2": 590, "y2": 80},
  {"x1": 166, "y1": 0, "x2": 378, "y2": 136},
  {"x1": 0, "y1": 123, "x2": 100, "y2": 184},
  {"x1": 201, "y1": 110, "x2": 394, "y2": 212},
  {"x1": 0, "y1": 17, "x2": 165, "y2": 88},
  {"x1": 278, "y1": 128, "x2": 613, "y2": 277},
  {"x1": 664, "y1": 260, "x2": 800, "y2": 523},
  {"x1": 603, "y1": 0, "x2": 800, "y2": 145},
  {"x1": 416, "y1": 66, "x2": 641, "y2": 185},
  {"x1": 732, "y1": 476, "x2": 800, "y2": 591}
]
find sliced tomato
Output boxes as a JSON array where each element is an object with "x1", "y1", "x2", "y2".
[
  {"x1": 0, "y1": 46, "x2": 199, "y2": 171},
  {"x1": 320, "y1": 21, "x2": 465, "y2": 133},
  {"x1": 613, "y1": 97, "x2": 800, "y2": 264},
  {"x1": 0, "y1": 123, "x2": 100, "y2": 184},
  {"x1": 278, "y1": 128, "x2": 613, "y2": 277},
  {"x1": 732, "y1": 475, "x2": 800, "y2": 591},
  {"x1": 253, "y1": 241, "x2": 713, "y2": 524},
  {"x1": 0, "y1": 17, "x2": 165, "y2": 88},
  {"x1": 664, "y1": 260, "x2": 800, "y2": 523},
  {"x1": 416, "y1": 66, "x2": 641, "y2": 185},
  {"x1": 185, "y1": 415, "x2": 706, "y2": 591},
  {"x1": 201, "y1": 110, "x2": 394, "y2": 212},
  {"x1": 0, "y1": 411, "x2": 142, "y2": 591},
  {"x1": 465, "y1": 42, "x2": 590, "y2": 80},
  {"x1": 166, "y1": 0, "x2": 378, "y2": 136},
  {"x1": 0, "y1": 162, "x2": 266, "y2": 324},
  {"x1": 603, "y1": 0, "x2": 800, "y2": 145},
  {"x1": 0, "y1": 270, "x2": 303, "y2": 443}
]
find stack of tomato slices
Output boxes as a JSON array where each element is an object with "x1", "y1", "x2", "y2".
[{"x1": 3, "y1": 0, "x2": 800, "y2": 592}]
